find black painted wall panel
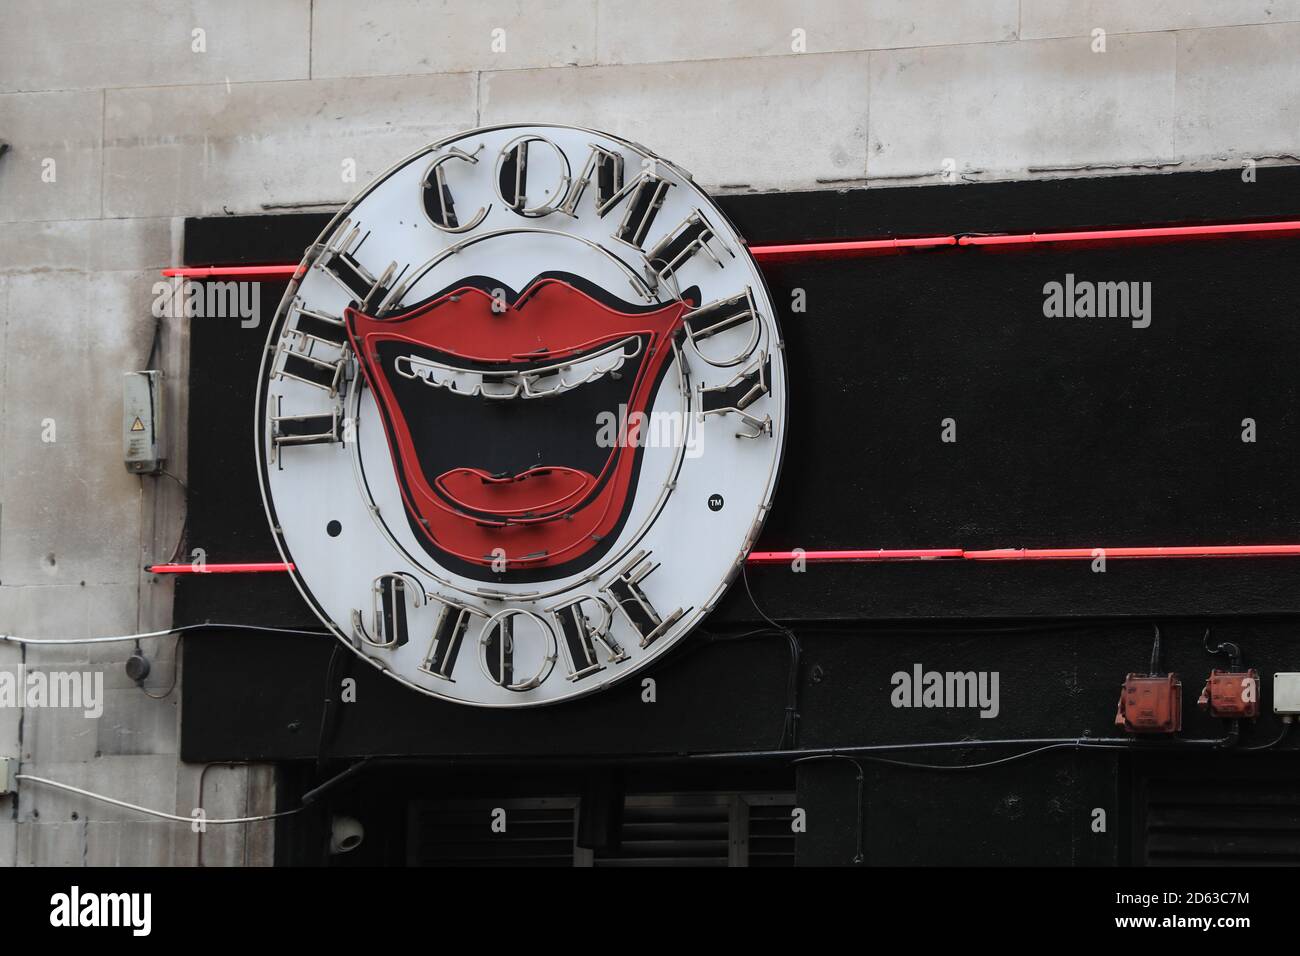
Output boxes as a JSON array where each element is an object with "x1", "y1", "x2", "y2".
[{"x1": 176, "y1": 168, "x2": 1300, "y2": 866}]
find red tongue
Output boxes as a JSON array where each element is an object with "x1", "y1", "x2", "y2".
[{"x1": 435, "y1": 467, "x2": 596, "y2": 519}]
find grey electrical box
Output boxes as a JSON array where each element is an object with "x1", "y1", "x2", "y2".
[
  {"x1": 1274, "y1": 673, "x2": 1300, "y2": 714},
  {"x1": 124, "y1": 370, "x2": 164, "y2": 474},
  {"x1": 0, "y1": 757, "x2": 17, "y2": 796}
]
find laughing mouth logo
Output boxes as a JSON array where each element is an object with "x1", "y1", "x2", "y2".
[
  {"x1": 347, "y1": 275, "x2": 689, "y2": 580},
  {"x1": 260, "y1": 125, "x2": 789, "y2": 707}
]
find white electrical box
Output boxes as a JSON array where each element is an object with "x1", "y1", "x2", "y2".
[
  {"x1": 0, "y1": 757, "x2": 17, "y2": 796},
  {"x1": 1273, "y1": 673, "x2": 1300, "y2": 714},
  {"x1": 123, "y1": 370, "x2": 164, "y2": 474}
]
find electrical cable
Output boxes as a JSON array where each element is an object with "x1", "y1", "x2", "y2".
[
  {"x1": 14, "y1": 773, "x2": 302, "y2": 825},
  {"x1": 696, "y1": 624, "x2": 797, "y2": 748},
  {"x1": 143, "y1": 314, "x2": 162, "y2": 370},
  {"x1": 783, "y1": 721, "x2": 1293, "y2": 866},
  {"x1": 135, "y1": 654, "x2": 180, "y2": 700},
  {"x1": 195, "y1": 762, "x2": 254, "y2": 866},
  {"x1": 156, "y1": 468, "x2": 189, "y2": 565},
  {"x1": 0, "y1": 622, "x2": 330, "y2": 645},
  {"x1": 1241, "y1": 717, "x2": 1296, "y2": 751},
  {"x1": 704, "y1": 616, "x2": 1277, "y2": 640},
  {"x1": 740, "y1": 564, "x2": 802, "y2": 749},
  {"x1": 4, "y1": 609, "x2": 1282, "y2": 648},
  {"x1": 856, "y1": 740, "x2": 1130, "y2": 771},
  {"x1": 694, "y1": 733, "x2": 1238, "y2": 765},
  {"x1": 3, "y1": 619, "x2": 1284, "y2": 760},
  {"x1": 697, "y1": 616, "x2": 1287, "y2": 758},
  {"x1": 314, "y1": 643, "x2": 345, "y2": 774},
  {"x1": 1202, "y1": 626, "x2": 1244, "y2": 670}
]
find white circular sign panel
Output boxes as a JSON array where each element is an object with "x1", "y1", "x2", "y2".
[{"x1": 257, "y1": 124, "x2": 788, "y2": 707}]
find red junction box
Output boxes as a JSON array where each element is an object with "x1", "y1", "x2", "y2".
[
  {"x1": 1116, "y1": 674, "x2": 1183, "y2": 733},
  {"x1": 1197, "y1": 669, "x2": 1261, "y2": 719}
]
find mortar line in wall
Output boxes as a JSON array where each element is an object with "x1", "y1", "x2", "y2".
[
  {"x1": 0, "y1": 69, "x2": 465, "y2": 96},
  {"x1": 128, "y1": 87, "x2": 150, "y2": 641},
  {"x1": 18, "y1": 156, "x2": 1283, "y2": 236},
  {"x1": 5, "y1": 153, "x2": 1292, "y2": 233},
  {"x1": 13, "y1": 644, "x2": 25, "y2": 827},
  {"x1": 242, "y1": 767, "x2": 252, "y2": 867},
  {"x1": 0, "y1": 42, "x2": 998, "y2": 100},
  {"x1": 1171, "y1": 29, "x2": 1180, "y2": 164},
  {"x1": 1, "y1": 17, "x2": 1296, "y2": 100},
  {"x1": 308, "y1": 0, "x2": 314, "y2": 79},
  {"x1": 98, "y1": 88, "x2": 106, "y2": 219},
  {"x1": 2, "y1": 60, "x2": 588, "y2": 98},
  {"x1": 134, "y1": 472, "x2": 145, "y2": 637},
  {"x1": 0, "y1": 213, "x2": 198, "y2": 228},
  {"x1": 864, "y1": 50, "x2": 871, "y2": 180},
  {"x1": 1013, "y1": 19, "x2": 1300, "y2": 43}
]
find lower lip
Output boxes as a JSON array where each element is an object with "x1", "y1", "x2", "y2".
[{"x1": 434, "y1": 466, "x2": 598, "y2": 518}]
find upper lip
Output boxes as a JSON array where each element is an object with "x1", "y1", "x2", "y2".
[{"x1": 392, "y1": 334, "x2": 644, "y2": 401}]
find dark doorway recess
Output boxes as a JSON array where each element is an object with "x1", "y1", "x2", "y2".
[{"x1": 276, "y1": 761, "x2": 795, "y2": 867}]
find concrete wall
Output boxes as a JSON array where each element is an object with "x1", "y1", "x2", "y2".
[{"x1": 0, "y1": 0, "x2": 1297, "y2": 865}]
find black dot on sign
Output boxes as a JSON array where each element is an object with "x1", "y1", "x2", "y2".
[
  {"x1": 327, "y1": 520, "x2": 342, "y2": 537},
  {"x1": 707, "y1": 494, "x2": 724, "y2": 512}
]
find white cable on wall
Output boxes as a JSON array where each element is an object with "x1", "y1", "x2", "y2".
[
  {"x1": 15, "y1": 773, "x2": 302, "y2": 825},
  {"x1": 0, "y1": 622, "x2": 329, "y2": 645}
]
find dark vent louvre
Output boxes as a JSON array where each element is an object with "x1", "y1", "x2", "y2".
[
  {"x1": 408, "y1": 798, "x2": 578, "y2": 866},
  {"x1": 407, "y1": 792, "x2": 796, "y2": 866},
  {"x1": 594, "y1": 793, "x2": 796, "y2": 867},
  {"x1": 1142, "y1": 776, "x2": 1300, "y2": 866},
  {"x1": 595, "y1": 799, "x2": 731, "y2": 867},
  {"x1": 747, "y1": 801, "x2": 798, "y2": 867}
]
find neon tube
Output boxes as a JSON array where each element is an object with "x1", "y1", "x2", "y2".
[
  {"x1": 146, "y1": 545, "x2": 1300, "y2": 574},
  {"x1": 956, "y1": 220, "x2": 1300, "y2": 247},
  {"x1": 160, "y1": 218, "x2": 1300, "y2": 278},
  {"x1": 963, "y1": 545, "x2": 1300, "y2": 560},
  {"x1": 147, "y1": 562, "x2": 295, "y2": 573},
  {"x1": 746, "y1": 549, "x2": 964, "y2": 563}
]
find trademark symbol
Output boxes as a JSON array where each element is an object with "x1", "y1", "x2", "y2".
[{"x1": 707, "y1": 494, "x2": 724, "y2": 512}]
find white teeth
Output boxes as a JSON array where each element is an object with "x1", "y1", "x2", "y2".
[{"x1": 393, "y1": 336, "x2": 642, "y2": 400}]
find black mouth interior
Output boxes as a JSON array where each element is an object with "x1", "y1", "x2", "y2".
[{"x1": 375, "y1": 337, "x2": 646, "y2": 485}]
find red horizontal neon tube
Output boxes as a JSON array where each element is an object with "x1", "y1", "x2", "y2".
[
  {"x1": 963, "y1": 545, "x2": 1300, "y2": 560},
  {"x1": 956, "y1": 219, "x2": 1300, "y2": 247},
  {"x1": 147, "y1": 545, "x2": 1300, "y2": 574},
  {"x1": 159, "y1": 218, "x2": 1300, "y2": 278},
  {"x1": 161, "y1": 265, "x2": 298, "y2": 279},
  {"x1": 147, "y1": 562, "x2": 295, "y2": 573},
  {"x1": 747, "y1": 549, "x2": 963, "y2": 564},
  {"x1": 749, "y1": 236, "x2": 956, "y2": 259}
]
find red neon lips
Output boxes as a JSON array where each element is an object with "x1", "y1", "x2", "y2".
[
  {"x1": 433, "y1": 465, "x2": 597, "y2": 518},
  {"x1": 346, "y1": 279, "x2": 687, "y2": 575}
]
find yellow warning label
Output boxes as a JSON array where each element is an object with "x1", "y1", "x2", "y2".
[{"x1": 130, "y1": 417, "x2": 146, "y2": 432}]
